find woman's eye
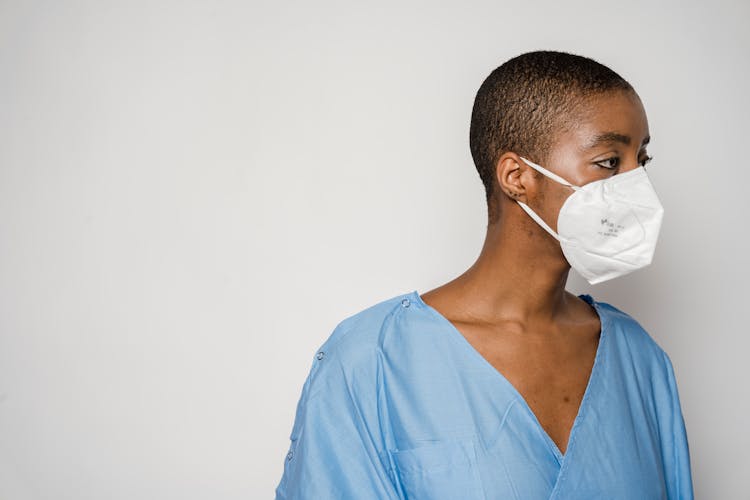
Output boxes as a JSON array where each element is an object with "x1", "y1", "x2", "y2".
[
  {"x1": 595, "y1": 157, "x2": 619, "y2": 169},
  {"x1": 639, "y1": 155, "x2": 654, "y2": 167}
]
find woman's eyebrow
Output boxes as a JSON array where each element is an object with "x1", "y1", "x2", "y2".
[{"x1": 580, "y1": 132, "x2": 650, "y2": 150}]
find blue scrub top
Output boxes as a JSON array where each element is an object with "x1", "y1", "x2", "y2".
[{"x1": 275, "y1": 291, "x2": 694, "y2": 499}]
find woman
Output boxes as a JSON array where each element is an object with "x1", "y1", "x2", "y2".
[{"x1": 275, "y1": 51, "x2": 694, "y2": 499}]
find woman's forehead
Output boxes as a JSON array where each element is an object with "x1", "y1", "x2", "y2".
[{"x1": 566, "y1": 91, "x2": 650, "y2": 152}]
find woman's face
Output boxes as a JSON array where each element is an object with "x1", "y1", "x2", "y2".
[{"x1": 528, "y1": 89, "x2": 652, "y2": 232}]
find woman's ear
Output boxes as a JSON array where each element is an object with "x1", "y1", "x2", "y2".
[{"x1": 496, "y1": 152, "x2": 532, "y2": 203}]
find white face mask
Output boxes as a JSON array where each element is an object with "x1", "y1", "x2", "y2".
[{"x1": 515, "y1": 156, "x2": 665, "y2": 285}]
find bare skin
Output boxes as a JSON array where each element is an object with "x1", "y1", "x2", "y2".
[{"x1": 420, "y1": 89, "x2": 652, "y2": 456}]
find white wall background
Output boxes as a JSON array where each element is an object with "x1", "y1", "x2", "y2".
[{"x1": 1, "y1": 1, "x2": 747, "y2": 498}]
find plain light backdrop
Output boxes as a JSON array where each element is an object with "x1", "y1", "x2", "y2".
[{"x1": 1, "y1": 1, "x2": 747, "y2": 499}]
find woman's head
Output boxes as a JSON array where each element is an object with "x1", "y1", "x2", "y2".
[{"x1": 469, "y1": 51, "x2": 646, "y2": 226}]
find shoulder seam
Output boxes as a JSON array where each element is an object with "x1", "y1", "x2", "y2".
[{"x1": 315, "y1": 293, "x2": 408, "y2": 357}]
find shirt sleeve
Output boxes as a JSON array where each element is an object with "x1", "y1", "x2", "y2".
[
  {"x1": 660, "y1": 350, "x2": 695, "y2": 500},
  {"x1": 274, "y1": 341, "x2": 400, "y2": 500}
]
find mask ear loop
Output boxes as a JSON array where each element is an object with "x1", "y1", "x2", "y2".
[
  {"x1": 516, "y1": 200, "x2": 566, "y2": 242},
  {"x1": 516, "y1": 156, "x2": 581, "y2": 244},
  {"x1": 518, "y1": 156, "x2": 581, "y2": 190}
]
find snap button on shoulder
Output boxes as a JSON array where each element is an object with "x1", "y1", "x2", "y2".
[
  {"x1": 401, "y1": 298, "x2": 410, "y2": 307},
  {"x1": 316, "y1": 351, "x2": 325, "y2": 360}
]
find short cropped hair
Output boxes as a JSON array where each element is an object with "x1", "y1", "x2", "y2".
[{"x1": 469, "y1": 50, "x2": 634, "y2": 223}]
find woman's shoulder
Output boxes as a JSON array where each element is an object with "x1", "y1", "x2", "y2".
[
  {"x1": 317, "y1": 290, "x2": 415, "y2": 357},
  {"x1": 590, "y1": 295, "x2": 676, "y2": 379},
  {"x1": 300, "y1": 291, "x2": 418, "y2": 394}
]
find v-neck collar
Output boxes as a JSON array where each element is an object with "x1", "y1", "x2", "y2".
[{"x1": 409, "y1": 290, "x2": 610, "y2": 487}]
